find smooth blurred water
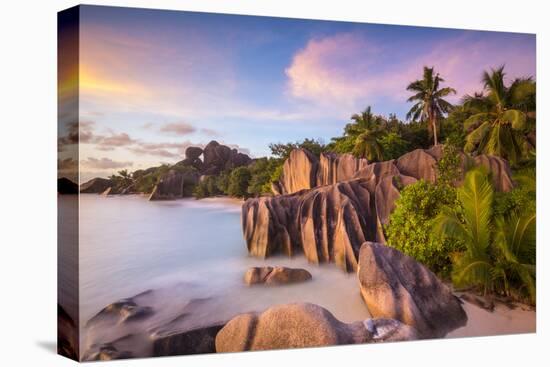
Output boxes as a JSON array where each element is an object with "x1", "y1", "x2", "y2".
[{"x1": 78, "y1": 195, "x2": 369, "y2": 328}]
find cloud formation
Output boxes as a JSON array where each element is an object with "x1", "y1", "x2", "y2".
[
  {"x1": 81, "y1": 157, "x2": 134, "y2": 169},
  {"x1": 159, "y1": 122, "x2": 197, "y2": 136},
  {"x1": 285, "y1": 32, "x2": 536, "y2": 114}
]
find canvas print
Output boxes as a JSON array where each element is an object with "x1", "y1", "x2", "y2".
[{"x1": 57, "y1": 5, "x2": 536, "y2": 362}]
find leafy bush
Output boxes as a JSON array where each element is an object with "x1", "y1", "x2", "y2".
[
  {"x1": 247, "y1": 157, "x2": 283, "y2": 196},
  {"x1": 386, "y1": 180, "x2": 460, "y2": 276},
  {"x1": 380, "y1": 132, "x2": 410, "y2": 160},
  {"x1": 269, "y1": 138, "x2": 326, "y2": 160},
  {"x1": 436, "y1": 144, "x2": 464, "y2": 186},
  {"x1": 227, "y1": 166, "x2": 252, "y2": 198},
  {"x1": 193, "y1": 175, "x2": 221, "y2": 199},
  {"x1": 494, "y1": 168, "x2": 535, "y2": 216},
  {"x1": 433, "y1": 168, "x2": 536, "y2": 303}
]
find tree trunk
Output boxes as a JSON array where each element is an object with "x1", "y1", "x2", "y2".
[{"x1": 431, "y1": 114, "x2": 438, "y2": 146}]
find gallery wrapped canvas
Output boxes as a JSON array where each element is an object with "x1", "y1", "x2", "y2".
[{"x1": 58, "y1": 4, "x2": 536, "y2": 362}]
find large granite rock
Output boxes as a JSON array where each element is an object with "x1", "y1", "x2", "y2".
[
  {"x1": 357, "y1": 242, "x2": 467, "y2": 338},
  {"x1": 396, "y1": 149, "x2": 438, "y2": 183},
  {"x1": 278, "y1": 148, "x2": 319, "y2": 194},
  {"x1": 185, "y1": 146, "x2": 203, "y2": 160},
  {"x1": 316, "y1": 152, "x2": 369, "y2": 187},
  {"x1": 353, "y1": 160, "x2": 401, "y2": 184},
  {"x1": 80, "y1": 177, "x2": 112, "y2": 194},
  {"x1": 215, "y1": 303, "x2": 417, "y2": 352},
  {"x1": 474, "y1": 155, "x2": 514, "y2": 192},
  {"x1": 202, "y1": 140, "x2": 252, "y2": 175},
  {"x1": 243, "y1": 178, "x2": 377, "y2": 271},
  {"x1": 149, "y1": 168, "x2": 200, "y2": 200},
  {"x1": 244, "y1": 266, "x2": 312, "y2": 285},
  {"x1": 86, "y1": 297, "x2": 154, "y2": 327},
  {"x1": 153, "y1": 323, "x2": 225, "y2": 356}
]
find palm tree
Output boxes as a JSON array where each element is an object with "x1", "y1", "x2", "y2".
[
  {"x1": 406, "y1": 67, "x2": 456, "y2": 146},
  {"x1": 433, "y1": 168, "x2": 494, "y2": 294},
  {"x1": 463, "y1": 66, "x2": 535, "y2": 163},
  {"x1": 331, "y1": 106, "x2": 386, "y2": 156},
  {"x1": 352, "y1": 128, "x2": 384, "y2": 161},
  {"x1": 433, "y1": 168, "x2": 536, "y2": 302},
  {"x1": 345, "y1": 106, "x2": 380, "y2": 136},
  {"x1": 492, "y1": 212, "x2": 536, "y2": 303}
]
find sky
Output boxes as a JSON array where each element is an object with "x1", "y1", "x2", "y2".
[{"x1": 58, "y1": 5, "x2": 536, "y2": 182}]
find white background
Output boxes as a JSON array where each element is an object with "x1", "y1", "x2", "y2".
[{"x1": 0, "y1": 0, "x2": 548, "y2": 365}]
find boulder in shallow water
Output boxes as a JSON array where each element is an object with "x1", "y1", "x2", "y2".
[
  {"x1": 153, "y1": 323, "x2": 225, "y2": 356},
  {"x1": 86, "y1": 298, "x2": 153, "y2": 327},
  {"x1": 242, "y1": 178, "x2": 376, "y2": 272},
  {"x1": 215, "y1": 303, "x2": 418, "y2": 352},
  {"x1": 83, "y1": 343, "x2": 133, "y2": 361},
  {"x1": 244, "y1": 266, "x2": 312, "y2": 285},
  {"x1": 357, "y1": 242, "x2": 467, "y2": 338}
]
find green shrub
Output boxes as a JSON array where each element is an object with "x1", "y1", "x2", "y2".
[
  {"x1": 386, "y1": 180, "x2": 461, "y2": 276},
  {"x1": 193, "y1": 175, "x2": 221, "y2": 199},
  {"x1": 227, "y1": 166, "x2": 252, "y2": 198},
  {"x1": 433, "y1": 168, "x2": 536, "y2": 303},
  {"x1": 380, "y1": 132, "x2": 410, "y2": 160},
  {"x1": 247, "y1": 158, "x2": 283, "y2": 196}
]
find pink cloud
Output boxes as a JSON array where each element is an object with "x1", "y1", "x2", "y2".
[{"x1": 285, "y1": 32, "x2": 535, "y2": 113}]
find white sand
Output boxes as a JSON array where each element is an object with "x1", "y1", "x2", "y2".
[{"x1": 448, "y1": 301, "x2": 535, "y2": 338}]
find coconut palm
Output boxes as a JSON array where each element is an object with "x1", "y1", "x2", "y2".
[
  {"x1": 406, "y1": 67, "x2": 456, "y2": 146},
  {"x1": 345, "y1": 106, "x2": 382, "y2": 136},
  {"x1": 352, "y1": 128, "x2": 385, "y2": 161},
  {"x1": 463, "y1": 66, "x2": 535, "y2": 163}
]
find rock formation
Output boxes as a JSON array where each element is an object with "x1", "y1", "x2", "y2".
[
  {"x1": 86, "y1": 296, "x2": 154, "y2": 327},
  {"x1": 244, "y1": 146, "x2": 515, "y2": 271},
  {"x1": 395, "y1": 149, "x2": 439, "y2": 183},
  {"x1": 215, "y1": 303, "x2": 418, "y2": 352},
  {"x1": 202, "y1": 140, "x2": 252, "y2": 175},
  {"x1": 149, "y1": 168, "x2": 200, "y2": 200},
  {"x1": 243, "y1": 178, "x2": 378, "y2": 271},
  {"x1": 80, "y1": 177, "x2": 112, "y2": 194},
  {"x1": 474, "y1": 155, "x2": 514, "y2": 192},
  {"x1": 278, "y1": 149, "x2": 319, "y2": 194},
  {"x1": 276, "y1": 149, "x2": 370, "y2": 195},
  {"x1": 316, "y1": 152, "x2": 369, "y2": 186},
  {"x1": 153, "y1": 323, "x2": 225, "y2": 356},
  {"x1": 357, "y1": 242, "x2": 467, "y2": 338},
  {"x1": 244, "y1": 266, "x2": 312, "y2": 285}
]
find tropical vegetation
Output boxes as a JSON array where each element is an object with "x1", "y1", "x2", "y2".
[
  {"x1": 433, "y1": 168, "x2": 536, "y2": 303},
  {"x1": 406, "y1": 66, "x2": 456, "y2": 146},
  {"x1": 105, "y1": 64, "x2": 536, "y2": 304},
  {"x1": 461, "y1": 66, "x2": 536, "y2": 163}
]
